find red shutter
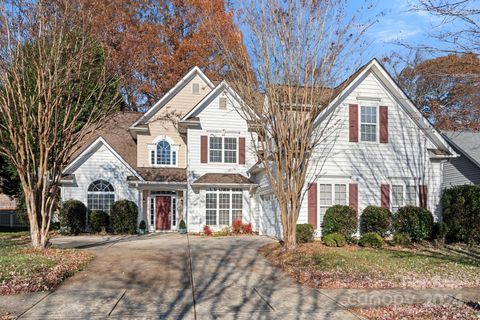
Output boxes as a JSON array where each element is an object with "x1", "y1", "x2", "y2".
[
  {"x1": 349, "y1": 104, "x2": 358, "y2": 142},
  {"x1": 239, "y1": 137, "x2": 246, "y2": 164},
  {"x1": 349, "y1": 183, "x2": 358, "y2": 213},
  {"x1": 200, "y1": 136, "x2": 208, "y2": 163},
  {"x1": 381, "y1": 184, "x2": 390, "y2": 209},
  {"x1": 380, "y1": 106, "x2": 388, "y2": 143},
  {"x1": 419, "y1": 185, "x2": 428, "y2": 208},
  {"x1": 308, "y1": 183, "x2": 317, "y2": 229}
]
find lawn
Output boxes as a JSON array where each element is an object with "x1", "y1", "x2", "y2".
[
  {"x1": 261, "y1": 242, "x2": 480, "y2": 289},
  {"x1": 0, "y1": 231, "x2": 93, "y2": 295},
  {"x1": 352, "y1": 303, "x2": 478, "y2": 320}
]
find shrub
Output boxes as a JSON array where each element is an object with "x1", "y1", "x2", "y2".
[
  {"x1": 242, "y1": 223, "x2": 253, "y2": 234},
  {"x1": 110, "y1": 200, "x2": 138, "y2": 234},
  {"x1": 323, "y1": 232, "x2": 346, "y2": 247},
  {"x1": 392, "y1": 232, "x2": 411, "y2": 246},
  {"x1": 139, "y1": 220, "x2": 147, "y2": 231},
  {"x1": 89, "y1": 211, "x2": 110, "y2": 233},
  {"x1": 203, "y1": 225, "x2": 213, "y2": 236},
  {"x1": 59, "y1": 200, "x2": 87, "y2": 235},
  {"x1": 442, "y1": 185, "x2": 480, "y2": 244},
  {"x1": 321, "y1": 205, "x2": 357, "y2": 237},
  {"x1": 359, "y1": 232, "x2": 384, "y2": 248},
  {"x1": 433, "y1": 222, "x2": 449, "y2": 242},
  {"x1": 296, "y1": 224, "x2": 314, "y2": 244},
  {"x1": 232, "y1": 219, "x2": 242, "y2": 234},
  {"x1": 360, "y1": 206, "x2": 392, "y2": 237},
  {"x1": 179, "y1": 219, "x2": 187, "y2": 229},
  {"x1": 393, "y1": 206, "x2": 434, "y2": 242},
  {"x1": 347, "y1": 236, "x2": 359, "y2": 245},
  {"x1": 214, "y1": 227, "x2": 230, "y2": 237}
]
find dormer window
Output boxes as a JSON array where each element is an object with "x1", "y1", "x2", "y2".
[{"x1": 148, "y1": 137, "x2": 179, "y2": 167}]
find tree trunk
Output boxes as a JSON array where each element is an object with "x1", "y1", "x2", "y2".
[{"x1": 25, "y1": 191, "x2": 50, "y2": 249}]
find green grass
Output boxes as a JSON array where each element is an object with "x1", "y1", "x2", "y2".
[{"x1": 262, "y1": 243, "x2": 480, "y2": 288}]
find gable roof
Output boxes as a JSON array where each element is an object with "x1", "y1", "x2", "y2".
[
  {"x1": 314, "y1": 58, "x2": 456, "y2": 156},
  {"x1": 443, "y1": 131, "x2": 480, "y2": 167},
  {"x1": 130, "y1": 66, "x2": 215, "y2": 128},
  {"x1": 192, "y1": 173, "x2": 254, "y2": 186}
]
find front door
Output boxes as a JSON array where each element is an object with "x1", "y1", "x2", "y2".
[{"x1": 156, "y1": 196, "x2": 171, "y2": 230}]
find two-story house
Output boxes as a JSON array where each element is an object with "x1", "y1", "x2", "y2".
[{"x1": 61, "y1": 59, "x2": 456, "y2": 237}]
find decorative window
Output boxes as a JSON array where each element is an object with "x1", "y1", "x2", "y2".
[
  {"x1": 219, "y1": 97, "x2": 227, "y2": 109},
  {"x1": 406, "y1": 185, "x2": 417, "y2": 206},
  {"x1": 149, "y1": 137, "x2": 178, "y2": 167},
  {"x1": 209, "y1": 136, "x2": 237, "y2": 163},
  {"x1": 392, "y1": 185, "x2": 404, "y2": 213},
  {"x1": 319, "y1": 183, "x2": 347, "y2": 223},
  {"x1": 360, "y1": 106, "x2": 377, "y2": 142},
  {"x1": 192, "y1": 83, "x2": 200, "y2": 94},
  {"x1": 87, "y1": 180, "x2": 115, "y2": 213},
  {"x1": 150, "y1": 197, "x2": 155, "y2": 227},
  {"x1": 205, "y1": 188, "x2": 243, "y2": 226},
  {"x1": 172, "y1": 198, "x2": 177, "y2": 227}
]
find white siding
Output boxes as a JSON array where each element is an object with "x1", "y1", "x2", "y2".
[
  {"x1": 62, "y1": 143, "x2": 140, "y2": 223},
  {"x1": 186, "y1": 89, "x2": 258, "y2": 232},
  {"x1": 443, "y1": 145, "x2": 480, "y2": 187}
]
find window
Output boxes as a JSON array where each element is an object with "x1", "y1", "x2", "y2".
[
  {"x1": 361, "y1": 106, "x2": 377, "y2": 142},
  {"x1": 150, "y1": 138, "x2": 177, "y2": 166},
  {"x1": 319, "y1": 184, "x2": 347, "y2": 224},
  {"x1": 406, "y1": 185, "x2": 417, "y2": 206},
  {"x1": 87, "y1": 180, "x2": 115, "y2": 213},
  {"x1": 209, "y1": 137, "x2": 222, "y2": 163},
  {"x1": 150, "y1": 197, "x2": 155, "y2": 227},
  {"x1": 219, "y1": 97, "x2": 227, "y2": 109},
  {"x1": 172, "y1": 198, "x2": 177, "y2": 227},
  {"x1": 192, "y1": 83, "x2": 200, "y2": 94},
  {"x1": 392, "y1": 185, "x2": 404, "y2": 213},
  {"x1": 205, "y1": 188, "x2": 243, "y2": 226},
  {"x1": 209, "y1": 136, "x2": 237, "y2": 163}
]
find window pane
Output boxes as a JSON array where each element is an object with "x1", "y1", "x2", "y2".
[
  {"x1": 392, "y1": 185, "x2": 403, "y2": 213},
  {"x1": 219, "y1": 193, "x2": 230, "y2": 225},
  {"x1": 334, "y1": 184, "x2": 347, "y2": 205},
  {"x1": 406, "y1": 185, "x2": 416, "y2": 205},
  {"x1": 224, "y1": 150, "x2": 236, "y2": 163},
  {"x1": 360, "y1": 106, "x2": 377, "y2": 142},
  {"x1": 319, "y1": 184, "x2": 332, "y2": 206},
  {"x1": 157, "y1": 140, "x2": 171, "y2": 165},
  {"x1": 232, "y1": 193, "x2": 243, "y2": 222},
  {"x1": 209, "y1": 137, "x2": 222, "y2": 162},
  {"x1": 172, "y1": 198, "x2": 177, "y2": 226},
  {"x1": 206, "y1": 193, "x2": 217, "y2": 225}
]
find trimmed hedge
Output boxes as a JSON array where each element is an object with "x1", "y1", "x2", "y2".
[
  {"x1": 360, "y1": 206, "x2": 392, "y2": 237},
  {"x1": 442, "y1": 185, "x2": 480, "y2": 244},
  {"x1": 392, "y1": 232, "x2": 411, "y2": 246},
  {"x1": 89, "y1": 210, "x2": 110, "y2": 232},
  {"x1": 359, "y1": 232, "x2": 384, "y2": 248},
  {"x1": 433, "y1": 222, "x2": 449, "y2": 243},
  {"x1": 393, "y1": 206, "x2": 433, "y2": 242},
  {"x1": 296, "y1": 224, "x2": 314, "y2": 244},
  {"x1": 321, "y1": 205, "x2": 357, "y2": 237},
  {"x1": 323, "y1": 232, "x2": 346, "y2": 247},
  {"x1": 59, "y1": 200, "x2": 87, "y2": 235},
  {"x1": 110, "y1": 200, "x2": 138, "y2": 234}
]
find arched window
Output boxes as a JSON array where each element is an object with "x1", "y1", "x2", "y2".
[
  {"x1": 87, "y1": 180, "x2": 115, "y2": 213},
  {"x1": 149, "y1": 138, "x2": 177, "y2": 166}
]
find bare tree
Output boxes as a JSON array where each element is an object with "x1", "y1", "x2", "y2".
[
  {"x1": 216, "y1": 0, "x2": 374, "y2": 249},
  {"x1": 0, "y1": 0, "x2": 120, "y2": 248},
  {"x1": 410, "y1": 0, "x2": 479, "y2": 54}
]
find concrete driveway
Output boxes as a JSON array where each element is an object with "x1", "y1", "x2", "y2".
[{"x1": 0, "y1": 233, "x2": 360, "y2": 319}]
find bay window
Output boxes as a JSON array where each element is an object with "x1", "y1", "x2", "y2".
[{"x1": 205, "y1": 188, "x2": 243, "y2": 226}]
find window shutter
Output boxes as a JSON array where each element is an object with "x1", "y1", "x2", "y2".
[
  {"x1": 349, "y1": 183, "x2": 358, "y2": 213},
  {"x1": 419, "y1": 185, "x2": 428, "y2": 208},
  {"x1": 381, "y1": 184, "x2": 390, "y2": 209},
  {"x1": 349, "y1": 104, "x2": 358, "y2": 142},
  {"x1": 200, "y1": 136, "x2": 208, "y2": 163},
  {"x1": 308, "y1": 183, "x2": 317, "y2": 229},
  {"x1": 239, "y1": 137, "x2": 246, "y2": 164},
  {"x1": 380, "y1": 106, "x2": 388, "y2": 143}
]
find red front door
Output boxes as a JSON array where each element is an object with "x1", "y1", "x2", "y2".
[{"x1": 156, "y1": 196, "x2": 171, "y2": 230}]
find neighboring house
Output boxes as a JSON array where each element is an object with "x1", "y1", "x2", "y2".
[
  {"x1": 61, "y1": 59, "x2": 457, "y2": 237},
  {"x1": 0, "y1": 193, "x2": 19, "y2": 227},
  {"x1": 442, "y1": 131, "x2": 480, "y2": 187}
]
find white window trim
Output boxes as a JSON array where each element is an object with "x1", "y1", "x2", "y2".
[
  {"x1": 390, "y1": 179, "x2": 419, "y2": 212},
  {"x1": 148, "y1": 193, "x2": 178, "y2": 231},
  {"x1": 359, "y1": 104, "x2": 379, "y2": 143},
  {"x1": 86, "y1": 179, "x2": 115, "y2": 214},
  {"x1": 316, "y1": 181, "x2": 349, "y2": 230},
  {"x1": 207, "y1": 135, "x2": 238, "y2": 164},
  {"x1": 148, "y1": 136, "x2": 180, "y2": 168},
  {"x1": 205, "y1": 188, "x2": 243, "y2": 226}
]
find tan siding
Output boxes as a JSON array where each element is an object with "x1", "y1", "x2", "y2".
[{"x1": 137, "y1": 74, "x2": 212, "y2": 168}]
